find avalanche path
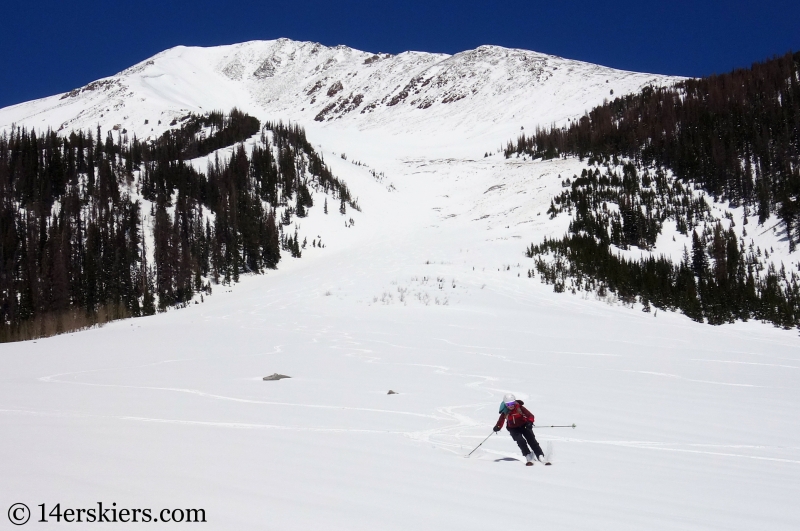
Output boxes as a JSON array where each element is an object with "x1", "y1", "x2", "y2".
[{"x1": 2, "y1": 149, "x2": 799, "y2": 531}]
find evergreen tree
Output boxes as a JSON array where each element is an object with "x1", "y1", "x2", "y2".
[{"x1": 0, "y1": 110, "x2": 358, "y2": 341}]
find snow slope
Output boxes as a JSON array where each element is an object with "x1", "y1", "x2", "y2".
[{"x1": 1, "y1": 40, "x2": 799, "y2": 530}]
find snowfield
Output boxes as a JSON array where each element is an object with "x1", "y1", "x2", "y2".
[
  {"x1": 1, "y1": 39, "x2": 799, "y2": 530},
  {"x1": 0, "y1": 38, "x2": 678, "y2": 157}
]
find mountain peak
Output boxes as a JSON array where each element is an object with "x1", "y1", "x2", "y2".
[{"x1": 0, "y1": 39, "x2": 681, "y2": 158}]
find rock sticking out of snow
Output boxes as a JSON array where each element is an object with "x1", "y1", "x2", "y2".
[
  {"x1": 263, "y1": 373, "x2": 291, "y2": 381},
  {"x1": 387, "y1": 390, "x2": 398, "y2": 395}
]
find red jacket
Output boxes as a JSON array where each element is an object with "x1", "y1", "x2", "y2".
[{"x1": 495, "y1": 400, "x2": 535, "y2": 431}]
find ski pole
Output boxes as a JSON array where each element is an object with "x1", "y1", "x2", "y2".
[
  {"x1": 531, "y1": 423, "x2": 577, "y2": 429},
  {"x1": 465, "y1": 431, "x2": 495, "y2": 457}
]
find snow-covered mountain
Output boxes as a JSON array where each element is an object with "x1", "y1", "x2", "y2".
[
  {"x1": 0, "y1": 38, "x2": 677, "y2": 158},
  {"x1": 3, "y1": 40, "x2": 799, "y2": 531}
]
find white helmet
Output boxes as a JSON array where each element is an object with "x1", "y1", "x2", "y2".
[{"x1": 503, "y1": 393, "x2": 516, "y2": 405}]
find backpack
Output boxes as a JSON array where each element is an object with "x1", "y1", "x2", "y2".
[{"x1": 498, "y1": 399, "x2": 526, "y2": 414}]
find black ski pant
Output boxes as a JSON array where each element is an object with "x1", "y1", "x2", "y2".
[{"x1": 508, "y1": 424, "x2": 543, "y2": 458}]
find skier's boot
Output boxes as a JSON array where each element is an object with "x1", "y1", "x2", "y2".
[{"x1": 525, "y1": 453, "x2": 534, "y2": 466}]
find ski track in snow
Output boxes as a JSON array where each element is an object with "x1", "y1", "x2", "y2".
[
  {"x1": 10, "y1": 405, "x2": 797, "y2": 466},
  {"x1": 37, "y1": 369, "x2": 444, "y2": 420},
  {"x1": 24, "y1": 334, "x2": 791, "y2": 461}
]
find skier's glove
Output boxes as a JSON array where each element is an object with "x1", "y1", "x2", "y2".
[{"x1": 493, "y1": 426, "x2": 501, "y2": 432}]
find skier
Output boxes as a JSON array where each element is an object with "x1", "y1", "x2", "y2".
[{"x1": 493, "y1": 393, "x2": 545, "y2": 466}]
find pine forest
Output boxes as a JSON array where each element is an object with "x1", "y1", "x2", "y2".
[
  {"x1": 0, "y1": 110, "x2": 357, "y2": 341},
  {"x1": 508, "y1": 52, "x2": 800, "y2": 328}
]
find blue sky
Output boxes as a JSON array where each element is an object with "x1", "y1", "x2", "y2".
[{"x1": 1, "y1": 0, "x2": 798, "y2": 108}]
